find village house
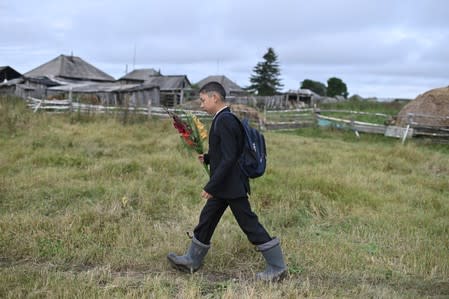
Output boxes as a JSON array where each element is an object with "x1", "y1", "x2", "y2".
[
  {"x1": 284, "y1": 88, "x2": 315, "y2": 107},
  {"x1": 119, "y1": 69, "x2": 191, "y2": 107},
  {"x1": 1, "y1": 55, "x2": 161, "y2": 107}
]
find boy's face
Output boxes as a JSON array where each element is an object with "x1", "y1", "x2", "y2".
[{"x1": 199, "y1": 92, "x2": 218, "y2": 115}]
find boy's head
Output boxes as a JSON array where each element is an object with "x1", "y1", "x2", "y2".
[
  {"x1": 199, "y1": 81, "x2": 227, "y2": 114},
  {"x1": 199, "y1": 81, "x2": 226, "y2": 100}
]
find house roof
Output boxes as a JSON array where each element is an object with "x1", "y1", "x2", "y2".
[
  {"x1": 24, "y1": 55, "x2": 115, "y2": 82},
  {"x1": 144, "y1": 75, "x2": 191, "y2": 90},
  {"x1": 48, "y1": 82, "x2": 158, "y2": 93},
  {"x1": 119, "y1": 68, "x2": 161, "y2": 81},
  {"x1": 196, "y1": 75, "x2": 245, "y2": 95}
]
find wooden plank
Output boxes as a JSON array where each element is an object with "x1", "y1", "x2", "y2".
[
  {"x1": 385, "y1": 126, "x2": 414, "y2": 138},
  {"x1": 316, "y1": 114, "x2": 387, "y2": 134},
  {"x1": 318, "y1": 109, "x2": 390, "y2": 117}
]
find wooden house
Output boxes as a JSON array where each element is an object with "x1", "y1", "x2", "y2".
[
  {"x1": 284, "y1": 89, "x2": 314, "y2": 107},
  {"x1": 47, "y1": 82, "x2": 160, "y2": 107},
  {"x1": 119, "y1": 70, "x2": 191, "y2": 107},
  {"x1": 6, "y1": 54, "x2": 116, "y2": 99}
]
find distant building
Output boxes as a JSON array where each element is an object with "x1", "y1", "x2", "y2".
[
  {"x1": 47, "y1": 82, "x2": 160, "y2": 107},
  {"x1": 3, "y1": 55, "x2": 160, "y2": 107},
  {"x1": 5, "y1": 54, "x2": 116, "y2": 99},
  {"x1": 24, "y1": 54, "x2": 115, "y2": 82},
  {"x1": 0, "y1": 66, "x2": 23, "y2": 95},
  {"x1": 3, "y1": 56, "x2": 200, "y2": 108},
  {"x1": 119, "y1": 70, "x2": 191, "y2": 106},
  {"x1": 284, "y1": 89, "x2": 314, "y2": 107},
  {"x1": 0, "y1": 66, "x2": 22, "y2": 82}
]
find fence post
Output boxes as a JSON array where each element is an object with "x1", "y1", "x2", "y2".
[
  {"x1": 313, "y1": 105, "x2": 320, "y2": 126},
  {"x1": 262, "y1": 98, "x2": 267, "y2": 130},
  {"x1": 69, "y1": 87, "x2": 73, "y2": 112},
  {"x1": 402, "y1": 113, "x2": 413, "y2": 145},
  {"x1": 147, "y1": 97, "x2": 152, "y2": 118},
  {"x1": 350, "y1": 118, "x2": 360, "y2": 138},
  {"x1": 33, "y1": 98, "x2": 42, "y2": 113}
]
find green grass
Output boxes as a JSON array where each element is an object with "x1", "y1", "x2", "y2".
[
  {"x1": 264, "y1": 98, "x2": 407, "y2": 125},
  {"x1": 1, "y1": 96, "x2": 449, "y2": 298},
  {"x1": 318, "y1": 98, "x2": 408, "y2": 124},
  {"x1": 320, "y1": 98, "x2": 407, "y2": 115}
]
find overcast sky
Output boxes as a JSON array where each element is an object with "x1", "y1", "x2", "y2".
[{"x1": 1, "y1": 0, "x2": 448, "y2": 99}]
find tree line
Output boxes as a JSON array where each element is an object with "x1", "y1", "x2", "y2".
[{"x1": 247, "y1": 47, "x2": 348, "y2": 98}]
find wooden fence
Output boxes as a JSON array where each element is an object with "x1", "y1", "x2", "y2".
[
  {"x1": 263, "y1": 108, "x2": 316, "y2": 130},
  {"x1": 26, "y1": 97, "x2": 209, "y2": 118},
  {"x1": 402, "y1": 113, "x2": 449, "y2": 143},
  {"x1": 26, "y1": 97, "x2": 448, "y2": 142}
]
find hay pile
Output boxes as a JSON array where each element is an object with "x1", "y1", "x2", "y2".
[
  {"x1": 396, "y1": 86, "x2": 449, "y2": 127},
  {"x1": 229, "y1": 103, "x2": 262, "y2": 123},
  {"x1": 180, "y1": 100, "x2": 263, "y2": 123}
]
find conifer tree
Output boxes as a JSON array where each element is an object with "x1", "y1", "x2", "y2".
[{"x1": 248, "y1": 48, "x2": 283, "y2": 95}]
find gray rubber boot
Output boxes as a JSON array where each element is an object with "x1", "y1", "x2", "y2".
[
  {"x1": 256, "y1": 237, "x2": 287, "y2": 282},
  {"x1": 167, "y1": 236, "x2": 210, "y2": 273}
]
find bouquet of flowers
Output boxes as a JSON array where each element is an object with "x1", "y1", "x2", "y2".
[{"x1": 166, "y1": 109, "x2": 209, "y2": 175}]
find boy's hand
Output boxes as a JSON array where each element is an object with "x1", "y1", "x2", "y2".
[{"x1": 201, "y1": 190, "x2": 213, "y2": 200}]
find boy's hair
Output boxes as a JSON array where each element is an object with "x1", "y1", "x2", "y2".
[{"x1": 199, "y1": 81, "x2": 226, "y2": 101}]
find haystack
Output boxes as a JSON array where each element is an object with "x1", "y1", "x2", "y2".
[
  {"x1": 396, "y1": 86, "x2": 449, "y2": 127},
  {"x1": 180, "y1": 100, "x2": 263, "y2": 123},
  {"x1": 229, "y1": 103, "x2": 263, "y2": 124}
]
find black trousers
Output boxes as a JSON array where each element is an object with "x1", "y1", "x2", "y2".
[{"x1": 193, "y1": 196, "x2": 272, "y2": 246}]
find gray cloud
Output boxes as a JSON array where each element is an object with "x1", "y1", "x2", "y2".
[{"x1": 1, "y1": 0, "x2": 448, "y2": 98}]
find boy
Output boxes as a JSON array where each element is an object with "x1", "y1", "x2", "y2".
[{"x1": 167, "y1": 82, "x2": 287, "y2": 281}]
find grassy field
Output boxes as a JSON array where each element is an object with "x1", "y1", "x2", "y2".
[
  {"x1": 1, "y1": 96, "x2": 448, "y2": 298},
  {"x1": 318, "y1": 98, "x2": 407, "y2": 124},
  {"x1": 264, "y1": 98, "x2": 407, "y2": 125}
]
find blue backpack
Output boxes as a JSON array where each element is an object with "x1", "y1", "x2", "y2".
[{"x1": 218, "y1": 111, "x2": 267, "y2": 178}]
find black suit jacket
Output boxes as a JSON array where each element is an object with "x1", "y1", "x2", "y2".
[{"x1": 203, "y1": 107, "x2": 250, "y2": 199}]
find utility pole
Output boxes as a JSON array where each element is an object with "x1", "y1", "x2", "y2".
[{"x1": 133, "y1": 44, "x2": 136, "y2": 70}]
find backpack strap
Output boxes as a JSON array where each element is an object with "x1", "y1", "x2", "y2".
[
  {"x1": 213, "y1": 110, "x2": 243, "y2": 134},
  {"x1": 213, "y1": 110, "x2": 246, "y2": 155}
]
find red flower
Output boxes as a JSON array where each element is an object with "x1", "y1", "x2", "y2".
[{"x1": 165, "y1": 108, "x2": 210, "y2": 175}]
